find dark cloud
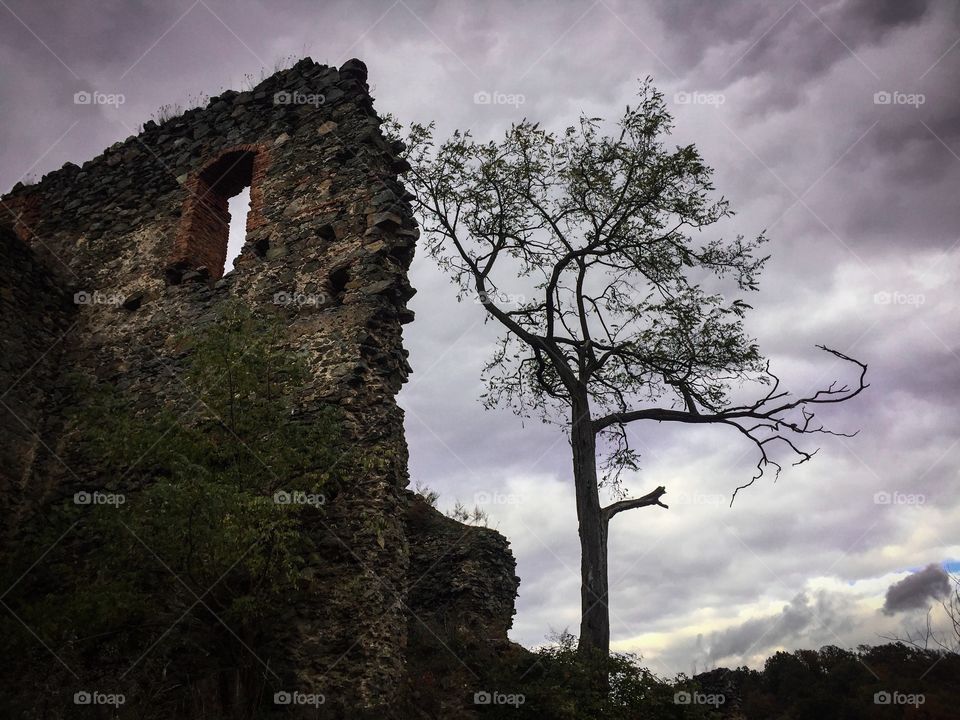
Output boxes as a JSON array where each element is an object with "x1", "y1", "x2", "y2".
[
  {"x1": 883, "y1": 564, "x2": 951, "y2": 614},
  {"x1": 844, "y1": 0, "x2": 930, "y2": 40},
  {"x1": 655, "y1": 0, "x2": 929, "y2": 50},
  {"x1": 653, "y1": 0, "x2": 931, "y2": 104},
  {"x1": 704, "y1": 590, "x2": 856, "y2": 662}
]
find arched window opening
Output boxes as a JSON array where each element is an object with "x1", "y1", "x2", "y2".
[
  {"x1": 225, "y1": 187, "x2": 250, "y2": 273},
  {"x1": 169, "y1": 147, "x2": 265, "y2": 283}
]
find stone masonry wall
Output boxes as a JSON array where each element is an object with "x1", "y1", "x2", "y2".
[
  {"x1": 0, "y1": 58, "x2": 519, "y2": 718},
  {"x1": 0, "y1": 224, "x2": 76, "y2": 537}
]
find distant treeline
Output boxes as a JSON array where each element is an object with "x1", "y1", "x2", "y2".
[
  {"x1": 468, "y1": 637, "x2": 960, "y2": 719},
  {"x1": 692, "y1": 643, "x2": 960, "y2": 719}
]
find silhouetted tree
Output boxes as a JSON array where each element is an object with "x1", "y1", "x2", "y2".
[{"x1": 399, "y1": 79, "x2": 868, "y2": 659}]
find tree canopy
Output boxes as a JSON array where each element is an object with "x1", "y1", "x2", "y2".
[{"x1": 399, "y1": 79, "x2": 866, "y2": 501}]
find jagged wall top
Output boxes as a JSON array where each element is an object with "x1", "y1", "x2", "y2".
[{"x1": 1, "y1": 57, "x2": 409, "y2": 264}]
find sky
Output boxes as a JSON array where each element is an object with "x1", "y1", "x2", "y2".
[{"x1": 1, "y1": 0, "x2": 958, "y2": 678}]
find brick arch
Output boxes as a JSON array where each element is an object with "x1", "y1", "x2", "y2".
[
  {"x1": 2, "y1": 191, "x2": 43, "y2": 246},
  {"x1": 167, "y1": 143, "x2": 270, "y2": 282}
]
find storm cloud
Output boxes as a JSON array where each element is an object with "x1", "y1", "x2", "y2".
[
  {"x1": 883, "y1": 564, "x2": 952, "y2": 615},
  {"x1": 698, "y1": 590, "x2": 858, "y2": 665}
]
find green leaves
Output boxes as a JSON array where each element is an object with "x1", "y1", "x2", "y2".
[
  {"x1": 1, "y1": 302, "x2": 345, "y2": 686},
  {"x1": 399, "y1": 78, "x2": 778, "y2": 495}
]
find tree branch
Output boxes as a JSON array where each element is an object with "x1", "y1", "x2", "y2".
[{"x1": 602, "y1": 485, "x2": 668, "y2": 523}]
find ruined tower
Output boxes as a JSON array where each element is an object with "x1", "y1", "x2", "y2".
[{"x1": 0, "y1": 58, "x2": 519, "y2": 718}]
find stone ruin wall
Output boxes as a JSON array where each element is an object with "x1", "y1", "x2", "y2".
[{"x1": 0, "y1": 58, "x2": 519, "y2": 716}]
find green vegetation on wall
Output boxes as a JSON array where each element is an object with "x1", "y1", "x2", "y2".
[{"x1": 0, "y1": 303, "x2": 347, "y2": 716}]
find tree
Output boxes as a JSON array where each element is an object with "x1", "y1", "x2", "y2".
[
  {"x1": 397, "y1": 79, "x2": 868, "y2": 659},
  {"x1": 0, "y1": 303, "x2": 345, "y2": 717}
]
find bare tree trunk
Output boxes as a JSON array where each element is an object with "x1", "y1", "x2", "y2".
[{"x1": 571, "y1": 392, "x2": 610, "y2": 659}]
